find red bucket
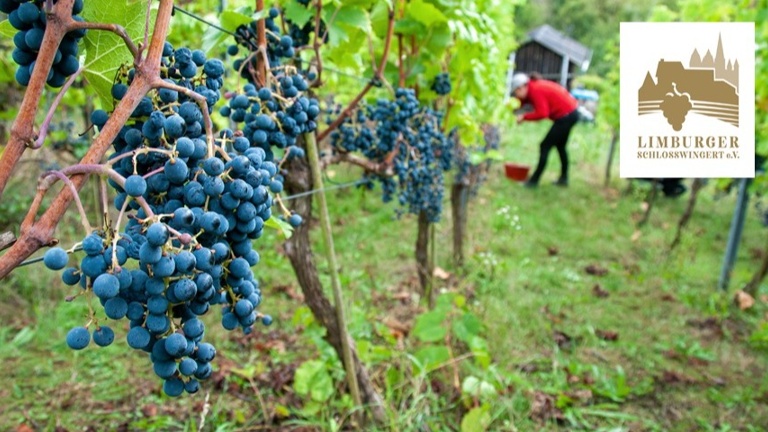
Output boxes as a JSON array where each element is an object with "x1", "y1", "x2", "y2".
[{"x1": 504, "y1": 163, "x2": 530, "y2": 182}]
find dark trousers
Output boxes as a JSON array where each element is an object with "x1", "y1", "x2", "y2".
[{"x1": 528, "y1": 110, "x2": 580, "y2": 184}]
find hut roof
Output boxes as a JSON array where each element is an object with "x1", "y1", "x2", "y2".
[{"x1": 526, "y1": 24, "x2": 593, "y2": 70}]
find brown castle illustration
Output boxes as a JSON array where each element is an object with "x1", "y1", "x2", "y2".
[{"x1": 638, "y1": 34, "x2": 739, "y2": 129}]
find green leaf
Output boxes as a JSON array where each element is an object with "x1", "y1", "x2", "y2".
[
  {"x1": 293, "y1": 360, "x2": 335, "y2": 402},
  {"x1": 283, "y1": 1, "x2": 315, "y2": 28},
  {"x1": 394, "y1": 17, "x2": 426, "y2": 35},
  {"x1": 82, "y1": 0, "x2": 156, "y2": 108},
  {"x1": 452, "y1": 312, "x2": 483, "y2": 343},
  {"x1": 203, "y1": 10, "x2": 257, "y2": 54},
  {"x1": 0, "y1": 20, "x2": 14, "y2": 38},
  {"x1": 461, "y1": 376, "x2": 497, "y2": 399},
  {"x1": 407, "y1": 0, "x2": 447, "y2": 28},
  {"x1": 264, "y1": 216, "x2": 294, "y2": 239},
  {"x1": 411, "y1": 309, "x2": 447, "y2": 342},
  {"x1": 332, "y1": 5, "x2": 369, "y2": 28},
  {"x1": 412, "y1": 346, "x2": 450, "y2": 374},
  {"x1": 460, "y1": 404, "x2": 491, "y2": 432},
  {"x1": 469, "y1": 335, "x2": 491, "y2": 369},
  {"x1": 426, "y1": 23, "x2": 452, "y2": 51}
]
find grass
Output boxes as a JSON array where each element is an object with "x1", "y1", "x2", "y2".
[{"x1": 2, "y1": 121, "x2": 768, "y2": 431}]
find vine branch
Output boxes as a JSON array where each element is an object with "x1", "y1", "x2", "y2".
[
  {"x1": 0, "y1": 0, "x2": 175, "y2": 279},
  {"x1": 316, "y1": 8, "x2": 395, "y2": 142}
]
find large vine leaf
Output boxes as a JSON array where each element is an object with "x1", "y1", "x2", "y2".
[
  {"x1": 81, "y1": 0, "x2": 156, "y2": 108},
  {"x1": 407, "y1": 0, "x2": 447, "y2": 28},
  {"x1": 283, "y1": 1, "x2": 315, "y2": 28}
]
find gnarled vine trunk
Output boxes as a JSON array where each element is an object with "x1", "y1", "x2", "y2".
[
  {"x1": 415, "y1": 210, "x2": 432, "y2": 302},
  {"x1": 451, "y1": 181, "x2": 469, "y2": 269},
  {"x1": 281, "y1": 154, "x2": 386, "y2": 423}
]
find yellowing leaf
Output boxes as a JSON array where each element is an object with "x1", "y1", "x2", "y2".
[{"x1": 735, "y1": 290, "x2": 755, "y2": 310}]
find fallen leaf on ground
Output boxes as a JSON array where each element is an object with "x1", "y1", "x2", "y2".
[
  {"x1": 585, "y1": 264, "x2": 608, "y2": 276},
  {"x1": 567, "y1": 389, "x2": 593, "y2": 402},
  {"x1": 383, "y1": 316, "x2": 411, "y2": 334},
  {"x1": 595, "y1": 329, "x2": 619, "y2": 341},
  {"x1": 433, "y1": 266, "x2": 451, "y2": 280},
  {"x1": 661, "y1": 293, "x2": 676, "y2": 302},
  {"x1": 657, "y1": 370, "x2": 696, "y2": 385},
  {"x1": 631, "y1": 230, "x2": 642, "y2": 242},
  {"x1": 547, "y1": 246, "x2": 559, "y2": 256},
  {"x1": 540, "y1": 305, "x2": 566, "y2": 323},
  {"x1": 553, "y1": 330, "x2": 575, "y2": 350},
  {"x1": 592, "y1": 284, "x2": 610, "y2": 298},
  {"x1": 141, "y1": 404, "x2": 158, "y2": 417},
  {"x1": 16, "y1": 425, "x2": 34, "y2": 432},
  {"x1": 529, "y1": 391, "x2": 564, "y2": 422},
  {"x1": 391, "y1": 291, "x2": 411, "y2": 301},
  {"x1": 735, "y1": 290, "x2": 755, "y2": 310}
]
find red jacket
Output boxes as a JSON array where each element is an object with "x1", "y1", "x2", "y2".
[{"x1": 522, "y1": 79, "x2": 578, "y2": 121}]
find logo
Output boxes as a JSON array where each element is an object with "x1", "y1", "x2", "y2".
[{"x1": 620, "y1": 23, "x2": 755, "y2": 179}]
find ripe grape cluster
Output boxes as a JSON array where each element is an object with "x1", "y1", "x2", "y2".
[
  {"x1": 431, "y1": 72, "x2": 451, "y2": 96},
  {"x1": 330, "y1": 89, "x2": 453, "y2": 222},
  {"x1": 220, "y1": 73, "x2": 320, "y2": 159},
  {"x1": 43, "y1": 43, "x2": 287, "y2": 397},
  {"x1": 4, "y1": 0, "x2": 86, "y2": 87}
]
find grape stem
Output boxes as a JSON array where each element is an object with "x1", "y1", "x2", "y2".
[
  {"x1": 67, "y1": 20, "x2": 139, "y2": 62},
  {"x1": 34, "y1": 67, "x2": 85, "y2": 150},
  {"x1": 111, "y1": 194, "x2": 131, "y2": 269},
  {"x1": 38, "y1": 170, "x2": 93, "y2": 236},
  {"x1": 0, "y1": 0, "x2": 175, "y2": 279},
  {"x1": 273, "y1": 194, "x2": 292, "y2": 218}
]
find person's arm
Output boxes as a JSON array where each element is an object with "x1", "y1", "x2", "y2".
[{"x1": 522, "y1": 90, "x2": 549, "y2": 121}]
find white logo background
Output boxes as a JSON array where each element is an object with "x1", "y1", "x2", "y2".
[{"x1": 620, "y1": 22, "x2": 755, "y2": 178}]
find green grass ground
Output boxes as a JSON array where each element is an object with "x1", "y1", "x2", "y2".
[{"x1": 2, "y1": 122, "x2": 768, "y2": 431}]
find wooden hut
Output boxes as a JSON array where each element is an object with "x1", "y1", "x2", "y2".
[{"x1": 507, "y1": 24, "x2": 592, "y2": 92}]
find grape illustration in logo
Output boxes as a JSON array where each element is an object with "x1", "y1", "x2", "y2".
[{"x1": 659, "y1": 83, "x2": 692, "y2": 131}]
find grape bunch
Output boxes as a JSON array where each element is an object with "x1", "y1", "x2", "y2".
[
  {"x1": 4, "y1": 0, "x2": 86, "y2": 87},
  {"x1": 431, "y1": 72, "x2": 451, "y2": 96},
  {"x1": 660, "y1": 84, "x2": 692, "y2": 131},
  {"x1": 44, "y1": 43, "x2": 285, "y2": 397},
  {"x1": 219, "y1": 73, "x2": 320, "y2": 164},
  {"x1": 330, "y1": 89, "x2": 453, "y2": 222}
]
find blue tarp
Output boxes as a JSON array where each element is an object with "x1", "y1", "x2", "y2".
[{"x1": 571, "y1": 88, "x2": 599, "y2": 101}]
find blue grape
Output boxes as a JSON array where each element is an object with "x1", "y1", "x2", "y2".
[
  {"x1": 93, "y1": 326, "x2": 115, "y2": 347},
  {"x1": 66, "y1": 327, "x2": 90, "y2": 350},
  {"x1": 43, "y1": 247, "x2": 68, "y2": 270}
]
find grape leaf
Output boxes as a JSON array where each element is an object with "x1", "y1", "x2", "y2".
[
  {"x1": 283, "y1": 1, "x2": 315, "y2": 28},
  {"x1": 411, "y1": 309, "x2": 447, "y2": 342},
  {"x1": 460, "y1": 404, "x2": 491, "y2": 432},
  {"x1": 412, "y1": 346, "x2": 450, "y2": 374},
  {"x1": 81, "y1": 0, "x2": 156, "y2": 108},
  {"x1": 0, "y1": 20, "x2": 14, "y2": 38},
  {"x1": 408, "y1": 0, "x2": 448, "y2": 28},
  {"x1": 265, "y1": 216, "x2": 294, "y2": 239}
]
